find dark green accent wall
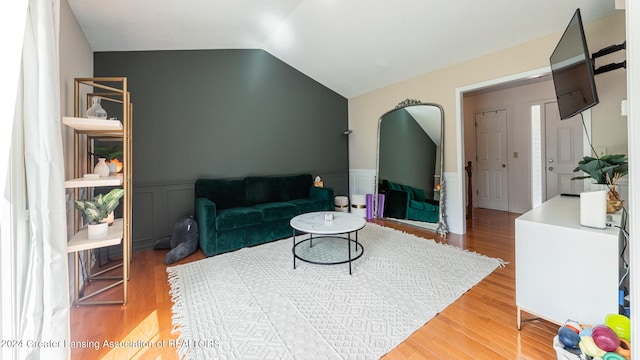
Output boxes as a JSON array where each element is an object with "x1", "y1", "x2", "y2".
[{"x1": 94, "y1": 49, "x2": 348, "y2": 249}]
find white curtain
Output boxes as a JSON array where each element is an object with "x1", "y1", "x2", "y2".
[{"x1": 1, "y1": 0, "x2": 69, "y2": 359}]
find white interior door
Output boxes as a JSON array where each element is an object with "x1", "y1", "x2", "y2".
[
  {"x1": 475, "y1": 110, "x2": 508, "y2": 211},
  {"x1": 544, "y1": 102, "x2": 584, "y2": 198}
]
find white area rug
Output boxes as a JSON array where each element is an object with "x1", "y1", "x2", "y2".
[{"x1": 167, "y1": 223, "x2": 503, "y2": 359}]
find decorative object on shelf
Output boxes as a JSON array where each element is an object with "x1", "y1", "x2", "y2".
[
  {"x1": 109, "y1": 158, "x2": 123, "y2": 173},
  {"x1": 86, "y1": 96, "x2": 108, "y2": 119},
  {"x1": 103, "y1": 211, "x2": 115, "y2": 226},
  {"x1": 87, "y1": 222, "x2": 108, "y2": 239},
  {"x1": 572, "y1": 154, "x2": 628, "y2": 213},
  {"x1": 73, "y1": 188, "x2": 125, "y2": 239},
  {"x1": 93, "y1": 158, "x2": 110, "y2": 177},
  {"x1": 93, "y1": 144, "x2": 123, "y2": 174}
]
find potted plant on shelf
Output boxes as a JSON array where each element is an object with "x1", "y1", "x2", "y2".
[
  {"x1": 74, "y1": 188, "x2": 125, "y2": 239},
  {"x1": 572, "y1": 154, "x2": 628, "y2": 212},
  {"x1": 93, "y1": 144, "x2": 123, "y2": 174}
]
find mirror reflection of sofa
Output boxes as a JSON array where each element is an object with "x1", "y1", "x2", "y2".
[{"x1": 379, "y1": 179, "x2": 439, "y2": 223}]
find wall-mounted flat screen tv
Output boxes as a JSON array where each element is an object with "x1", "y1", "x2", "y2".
[{"x1": 550, "y1": 8, "x2": 599, "y2": 120}]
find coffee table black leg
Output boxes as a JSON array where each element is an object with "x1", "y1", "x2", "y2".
[
  {"x1": 292, "y1": 229, "x2": 296, "y2": 269},
  {"x1": 348, "y1": 232, "x2": 352, "y2": 274}
]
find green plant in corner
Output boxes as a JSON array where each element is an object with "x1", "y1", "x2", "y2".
[
  {"x1": 572, "y1": 154, "x2": 628, "y2": 185},
  {"x1": 74, "y1": 188, "x2": 125, "y2": 225},
  {"x1": 572, "y1": 154, "x2": 628, "y2": 204}
]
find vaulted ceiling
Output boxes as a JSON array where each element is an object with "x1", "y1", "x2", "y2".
[{"x1": 66, "y1": 0, "x2": 618, "y2": 98}]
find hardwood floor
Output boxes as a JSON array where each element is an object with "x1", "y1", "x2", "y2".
[{"x1": 70, "y1": 208, "x2": 557, "y2": 359}]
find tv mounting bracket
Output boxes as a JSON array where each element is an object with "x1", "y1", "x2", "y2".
[{"x1": 592, "y1": 41, "x2": 626, "y2": 75}]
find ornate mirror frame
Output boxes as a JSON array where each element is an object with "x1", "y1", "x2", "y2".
[{"x1": 375, "y1": 99, "x2": 447, "y2": 234}]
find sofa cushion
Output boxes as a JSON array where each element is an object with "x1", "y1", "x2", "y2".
[
  {"x1": 216, "y1": 207, "x2": 263, "y2": 231},
  {"x1": 413, "y1": 187, "x2": 427, "y2": 202},
  {"x1": 400, "y1": 184, "x2": 416, "y2": 200},
  {"x1": 287, "y1": 198, "x2": 329, "y2": 213},
  {"x1": 279, "y1": 174, "x2": 312, "y2": 200},
  {"x1": 385, "y1": 180, "x2": 401, "y2": 191},
  {"x1": 245, "y1": 177, "x2": 282, "y2": 205},
  {"x1": 195, "y1": 179, "x2": 246, "y2": 209},
  {"x1": 253, "y1": 202, "x2": 299, "y2": 222},
  {"x1": 409, "y1": 200, "x2": 438, "y2": 212}
]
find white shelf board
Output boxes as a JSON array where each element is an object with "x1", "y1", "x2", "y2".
[
  {"x1": 65, "y1": 174, "x2": 123, "y2": 188},
  {"x1": 67, "y1": 218, "x2": 123, "y2": 253},
  {"x1": 63, "y1": 117, "x2": 123, "y2": 133}
]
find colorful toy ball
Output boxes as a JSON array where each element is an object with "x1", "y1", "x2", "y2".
[
  {"x1": 558, "y1": 326, "x2": 580, "y2": 348},
  {"x1": 605, "y1": 313, "x2": 631, "y2": 342},
  {"x1": 592, "y1": 325, "x2": 620, "y2": 352}
]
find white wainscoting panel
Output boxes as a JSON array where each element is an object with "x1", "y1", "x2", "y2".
[
  {"x1": 349, "y1": 169, "x2": 376, "y2": 197},
  {"x1": 443, "y1": 172, "x2": 463, "y2": 234}
]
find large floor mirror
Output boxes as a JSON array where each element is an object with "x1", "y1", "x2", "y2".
[{"x1": 375, "y1": 99, "x2": 447, "y2": 234}]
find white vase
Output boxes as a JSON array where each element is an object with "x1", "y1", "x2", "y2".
[
  {"x1": 93, "y1": 158, "x2": 110, "y2": 177},
  {"x1": 87, "y1": 222, "x2": 108, "y2": 239}
]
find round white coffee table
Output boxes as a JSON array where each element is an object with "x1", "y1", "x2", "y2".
[{"x1": 290, "y1": 211, "x2": 366, "y2": 274}]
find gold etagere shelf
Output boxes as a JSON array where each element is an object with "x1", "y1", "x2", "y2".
[{"x1": 64, "y1": 77, "x2": 132, "y2": 306}]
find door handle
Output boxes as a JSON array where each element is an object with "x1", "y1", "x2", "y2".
[
  {"x1": 549, "y1": 166, "x2": 554, "y2": 171},
  {"x1": 548, "y1": 159, "x2": 554, "y2": 163}
]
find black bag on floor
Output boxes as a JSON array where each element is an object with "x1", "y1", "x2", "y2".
[{"x1": 154, "y1": 216, "x2": 199, "y2": 265}]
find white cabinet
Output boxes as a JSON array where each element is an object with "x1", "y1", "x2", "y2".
[
  {"x1": 65, "y1": 77, "x2": 132, "y2": 305},
  {"x1": 515, "y1": 195, "x2": 622, "y2": 328}
]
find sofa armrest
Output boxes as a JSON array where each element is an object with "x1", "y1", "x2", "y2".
[
  {"x1": 310, "y1": 186, "x2": 333, "y2": 199},
  {"x1": 309, "y1": 186, "x2": 335, "y2": 211},
  {"x1": 381, "y1": 189, "x2": 410, "y2": 219},
  {"x1": 195, "y1": 197, "x2": 218, "y2": 256}
]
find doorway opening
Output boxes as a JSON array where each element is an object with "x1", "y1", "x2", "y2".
[{"x1": 456, "y1": 68, "x2": 594, "y2": 234}]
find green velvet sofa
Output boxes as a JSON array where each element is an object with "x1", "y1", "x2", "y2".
[
  {"x1": 379, "y1": 179, "x2": 439, "y2": 223},
  {"x1": 195, "y1": 174, "x2": 334, "y2": 257}
]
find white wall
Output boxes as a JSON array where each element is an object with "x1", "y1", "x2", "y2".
[
  {"x1": 59, "y1": 0, "x2": 93, "y2": 301},
  {"x1": 60, "y1": 0, "x2": 92, "y2": 179},
  {"x1": 348, "y1": 12, "x2": 627, "y2": 233}
]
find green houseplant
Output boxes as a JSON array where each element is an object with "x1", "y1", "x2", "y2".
[
  {"x1": 572, "y1": 154, "x2": 628, "y2": 185},
  {"x1": 93, "y1": 144, "x2": 123, "y2": 162},
  {"x1": 74, "y1": 188, "x2": 125, "y2": 239},
  {"x1": 572, "y1": 154, "x2": 628, "y2": 211}
]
